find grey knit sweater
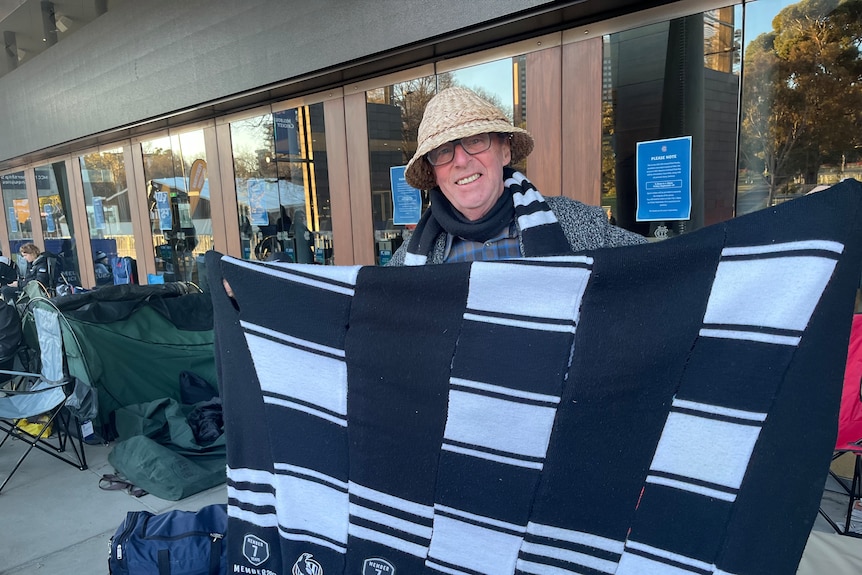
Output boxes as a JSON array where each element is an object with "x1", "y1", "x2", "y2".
[{"x1": 387, "y1": 196, "x2": 646, "y2": 266}]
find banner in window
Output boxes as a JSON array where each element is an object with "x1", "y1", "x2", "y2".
[{"x1": 274, "y1": 109, "x2": 301, "y2": 158}]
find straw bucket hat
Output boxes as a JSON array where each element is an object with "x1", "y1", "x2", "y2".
[{"x1": 404, "y1": 87, "x2": 534, "y2": 190}]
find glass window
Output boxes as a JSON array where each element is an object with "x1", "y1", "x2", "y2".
[
  {"x1": 601, "y1": 6, "x2": 741, "y2": 238},
  {"x1": 79, "y1": 147, "x2": 135, "y2": 287},
  {"x1": 35, "y1": 160, "x2": 81, "y2": 287},
  {"x1": 140, "y1": 130, "x2": 213, "y2": 285},
  {"x1": 737, "y1": 0, "x2": 862, "y2": 215},
  {"x1": 364, "y1": 57, "x2": 525, "y2": 264},
  {"x1": 1, "y1": 171, "x2": 30, "y2": 275},
  {"x1": 230, "y1": 102, "x2": 334, "y2": 265},
  {"x1": 450, "y1": 57, "x2": 527, "y2": 174},
  {"x1": 365, "y1": 75, "x2": 437, "y2": 265}
]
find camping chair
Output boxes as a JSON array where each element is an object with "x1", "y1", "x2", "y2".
[
  {"x1": 0, "y1": 297, "x2": 87, "y2": 494},
  {"x1": 818, "y1": 313, "x2": 862, "y2": 536}
]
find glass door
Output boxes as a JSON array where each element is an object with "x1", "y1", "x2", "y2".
[
  {"x1": 1, "y1": 171, "x2": 31, "y2": 276},
  {"x1": 0, "y1": 172, "x2": 33, "y2": 260},
  {"x1": 229, "y1": 102, "x2": 335, "y2": 264},
  {"x1": 140, "y1": 130, "x2": 212, "y2": 285},
  {"x1": 80, "y1": 147, "x2": 136, "y2": 287},
  {"x1": 34, "y1": 161, "x2": 81, "y2": 287}
]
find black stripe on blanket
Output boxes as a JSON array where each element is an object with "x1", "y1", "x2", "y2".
[{"x1": 211, "y1": 179, "x2": 862, "y2": 575}]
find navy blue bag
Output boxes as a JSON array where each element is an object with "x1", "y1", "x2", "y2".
[{"x1": 108, "y1": 503, "x2": 227, "y2": 575}]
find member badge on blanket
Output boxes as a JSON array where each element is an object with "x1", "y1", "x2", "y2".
[{"x1": 209, "y1": 178, "x2": 862, "y2": 575}]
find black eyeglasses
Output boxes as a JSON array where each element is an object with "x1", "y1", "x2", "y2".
[{"x1": 426, "y1": 133, "x2": 494, "y2": 167}]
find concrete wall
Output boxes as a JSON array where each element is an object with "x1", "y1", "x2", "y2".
[{"x1": 0, "y1": 0, "x2": 553, "y2": 163}]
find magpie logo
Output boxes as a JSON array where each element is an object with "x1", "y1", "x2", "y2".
[
  {"x1": 292, "y1": 552, "x2": 323, "y2": 575},
  {"x1": 242, "y1": 534, "x2": 270, "y2": 566}
]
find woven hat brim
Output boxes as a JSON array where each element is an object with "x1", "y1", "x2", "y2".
[{"x1": 405, "y1": 121, "x2": 534, "y2": 190}]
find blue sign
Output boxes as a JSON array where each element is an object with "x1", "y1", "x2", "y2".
[
  {"x1": 636, "y1": 136, "x2": 692, "y2": 221},
  {"x1": 45, "y1": 203, "x2": 55, "y2": 233},
  {"x1": 378, "y1": 249, "x2": 392, "y2": 266},
  {"x1": 7, "y1": 207, "x2": 17, "y2": 233},
  {"x1": 93, "y1": 197, "x2": 106, "y2": 230},
  {"x1": 390, "y1": 166, "x2": 422, "y2": 226},
  {"x1": 155, "y1": 190, "x2": 172, "y2": 231},
  {"x1": 248, "y1": 180, "x2": 269, "y2": 226}
]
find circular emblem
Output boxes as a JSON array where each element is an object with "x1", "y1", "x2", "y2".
[{"x1": 363, "y1": 557, "x2": 395, "y2": 574}]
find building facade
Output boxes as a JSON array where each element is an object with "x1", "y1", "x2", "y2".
[{"x1": 0, "y1": 0, "x2": 859, "y2": 288}]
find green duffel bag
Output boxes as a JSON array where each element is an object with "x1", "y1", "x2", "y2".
[
  {"x1": 107, "y1": 397, "x2": 226, "y2": 501},
  {"x1": 108, "y1": 435, "x2": 225, "y2": 501}
]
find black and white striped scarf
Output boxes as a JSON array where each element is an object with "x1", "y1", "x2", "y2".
[{"x1": 404, "y1": 168, "x2": 572, "y2": 265}]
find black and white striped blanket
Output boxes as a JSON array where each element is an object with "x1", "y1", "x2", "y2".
[{"x1": 210, "y1": 178, "x2": 862, "y2": 575}]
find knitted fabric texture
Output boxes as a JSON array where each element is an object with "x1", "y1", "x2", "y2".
[{"x1": 209, "y1": 178, "x2": 862, "y2": 575}]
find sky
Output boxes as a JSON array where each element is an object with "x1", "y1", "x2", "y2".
[
  {"x1": 744, "y1": 0, "x2": 798, "y2": 43},
  {"x1": 451, "y1": 60, "x2": 514, "y2": 113}
]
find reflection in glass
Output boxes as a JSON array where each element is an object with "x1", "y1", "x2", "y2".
[
  {"x1": 141, "y1": 130, "x2": 213, "y2": 286},
  {"x1": 80, "y1": 147, "x2": 135, "y2": 287},
  {"x1": 35, "y1": 161, "x2": 81, "y2": 287},
  {"x1": 1, "y1": 171, "x2": 31, "y2": 274},
  {"x1": 365, "y1": 58, "x2": 525, "y2": 265},
  {"x1": 230, "y1": 103, "x2": 334, "y2": 265},
  {"x1": 601, "y1": 7, "x2": 741, "y2": 237},
  {"x1": 737, "y1": 0, "x2": 862, "y2": 215}
]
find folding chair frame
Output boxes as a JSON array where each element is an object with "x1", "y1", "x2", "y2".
[
  {"x1": 0, "y1": 295, "x2": 89, "y2": 494},
  {"x1": 819, "y1": 444, "x2": 862, "y2": 537},
  {"x1": 0, "y1": 380, "x2": 88, "y2": 493}
]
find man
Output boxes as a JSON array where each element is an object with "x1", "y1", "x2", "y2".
[{"x1": 388, "y1": 87, "x2": 645, "y2": 266}]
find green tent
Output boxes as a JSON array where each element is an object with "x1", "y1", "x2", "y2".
[{"x1": 26, "y1": 283, "x2": 217, "y2": 440}]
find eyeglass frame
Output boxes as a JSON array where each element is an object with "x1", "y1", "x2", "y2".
[{"x1": 425, "y1": 133, "x2": 509, "y2": 167}]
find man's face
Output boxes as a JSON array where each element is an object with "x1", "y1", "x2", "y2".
[{"x1": 431, "y1": 134, "x2": 511, "y2": 221}]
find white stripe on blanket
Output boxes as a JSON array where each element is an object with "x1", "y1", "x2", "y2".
[
  {"x1": 467, "y1": 261, "x2": 590, "y2": 322},
  {"x1": 228, "y1": 258, "x2": 360, "y2": 295},
  {"x1": 244, "y1": 331, "x2": 347, "y2": 419},
  {"x1": 704, "y1": 254, "x2": 837, "y2": 334}
]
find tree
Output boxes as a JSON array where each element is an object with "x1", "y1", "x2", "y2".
[
  {"x1": 382, "y1": 73, "x2": 456, "y2": 164},
  {"x1": 601, "y1": 101, "x2": 616, "y2": 198},
  {"x1": 739, "y1": 0, "x2": 862, "y2": 201}
]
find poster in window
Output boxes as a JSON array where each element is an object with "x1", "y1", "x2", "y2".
[
  {"x1": 390, "y1": 166, "x2": 422, "y2": 226},
  {"x1": 93, "y1": 197, "x2": 106, "y2": 230},
  {"x1": 274, "y1": 109, "x2": 300, "y2": 158},
  {"x1": 248, "y1": 179, "x2": 269, "y2": 226},
  {"x1": 636, "y1": 136, "x2": 692, "y2": 222}
]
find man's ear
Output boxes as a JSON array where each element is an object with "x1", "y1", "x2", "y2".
[{"x1": 502, "y1": 135, "x2": 512, "y2": 165}]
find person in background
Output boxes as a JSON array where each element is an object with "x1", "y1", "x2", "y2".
[
  {"x1": 1, "y1": 243, "x2": 60, "y2": 301},
  {"x1": 387, "y1": 87, "x2": 645, "y2": 266},
  {"x1": 0, "y1": 256, "x2": 17, "y2": 288},
  {"x1": 94, "y1": 250, "x2": 113, "y2": 287}
]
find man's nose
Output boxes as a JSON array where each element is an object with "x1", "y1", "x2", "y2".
[{"x1": 451, "y1": 142, "x2": 471, "y2": 164}]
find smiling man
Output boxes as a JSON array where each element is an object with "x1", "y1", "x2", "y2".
[{"x1": 388, "y1": 87, "x2": 645, "y2": 266}]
